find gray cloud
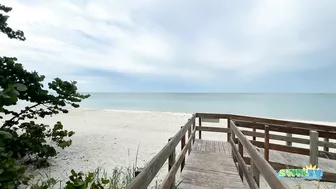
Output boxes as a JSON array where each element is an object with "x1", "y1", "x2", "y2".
[{"x1": 1, "y1": 0, "x2": 336, "y2": 91}]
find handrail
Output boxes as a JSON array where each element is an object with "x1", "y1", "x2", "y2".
[
  {"x1": 161, "y1": 125, "x2": 197, "y2": 188},
  {"x1": 230, "y1": 120, "x2": 286, "y2": 189},
  {"x1": 234, "y1": 120, "x2": 336, "y2": 139},
  {"x1": 196, "y1": 113, "x2": 336, "y2": 132},
  {"x1": 126, "y1": 114, "x2": 196, "y2": 189}
]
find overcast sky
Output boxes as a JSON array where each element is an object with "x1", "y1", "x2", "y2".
[{"x1": 1, "y1": 0, "x2": 336, "y2": 92}]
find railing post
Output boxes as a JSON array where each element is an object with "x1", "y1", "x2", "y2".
[
  {"x1": 188, "y1": 123, "x2": 191, "y2": 155},
  {"x1": 198, "y1": 117, "x2": 202, "y2": 139},
  {"x1": 238, "y1": 141, "x2": 244, "y2": 181},
  {"x1": 252, "y1": 128, "x2": 256, "y2": 141},
  {"x1": 168, "y1": 137, "x2": 176, "y2": 187},
  {"x1": 227, "y1": 118, "x2": 231, "y2": 142},
  {"x1": 286, "y1": 125, "x2": 292, "y2": 147},
  {"x1": 193, "y1": 117, "x2": 196, "y2": 143},
  {"x1": 250, "y1": 161, "x2": 260, "y2": 187},
  {"x1": 324, "y1": 138, "x2": 329, "y2": 152},
  {"x1": 231, "y1": 127, "x2": 237, "y2": 163},
  {"x1": 310, "y1": 130, "x2": 319, "y2": 166},
  {"x1": 181, "y1": 126, "x2": 186, "y2": 172},
  {"x1": 264, "y1": 125, "x2": 270, "y2": 162}
]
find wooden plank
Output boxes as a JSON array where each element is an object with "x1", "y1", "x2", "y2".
[
  {"x1": 236, "y1": 139, "x2": 336, "y2": 160},
  {"x1": 201, "y1": 139, "x2": 206, "y2": 152},
  {"x1": 192, "y1": 119, "x2": 196, "y2": 143},
  {"x1": 223, "y1": 141, "x2": 232, "y2": 155},
  {"x1": 250, "y1": 161, "x2": 260, "y2": 187},
  {"x1": 202, "y1": 118, "x2": 220, "y2": 123},
  {"x1": 168, "y1": 138, "x2": 176, "y2": 187},
  {"x1": 188, "y1": 124, "x2": 191, "y2": 155},
  {"x1": 235, "y1": 121, "x2": 336, "y2": 140},
  {"x1": 264, "y1": 125, "x2": 270, "y2": 162},
  {"x1": 227, "y1": 118, "x2": 231, "y2": 142},
  {"x1": 238, "y1": 141, "x2": 244, "y2": 181},
  {"x1": 230, "y1": 114, "x2": 336, "y2": 132},
  {"x1": 180, "y1": 149, "x2": 246, "y2": 189},
  {"x1": 310, "y1": 130, "x2": 318, "y2": 166},
  {"x1": 193, "y1": 139, "x2": 201, "y2": 151},
  {"x1": 193, "y1": 139, "x2": 232, "y2": 155},
  {"x1": 184, "y1": 152, "x2": 237, "y2": 172},
  {"x1": 196, "y1": 126, "x2": 230, "y2": 133},
  {"x1": 240, "y1": 129, "x2": 336, "y2": 149},
  {"x1": 195, "y1": 113, "x2": 336, "y2": 132},
  {"x1": 181, "y1": 129, "x2": 186, "y2": 172},
  {"x1": 324, "y1": 138, "x2": 329, "y2": 152},
  {"x1": 198, "y1": 117, "x2": 202, "y2": 139}
]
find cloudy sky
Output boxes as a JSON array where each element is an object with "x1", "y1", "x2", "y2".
[{"x1": 1, "y1": 0, "x2": 336, "y2": 92}]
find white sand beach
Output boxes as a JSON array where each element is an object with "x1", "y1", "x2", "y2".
[
  {"x1": 20, "y1": 108, "x2": 192, "y2": 188},
  {"x1": 4, "y1": 108, "x2": 335, "y2": 188}
]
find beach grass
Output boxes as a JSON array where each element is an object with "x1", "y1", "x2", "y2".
[
  {"x1": 29, "y1": 166, "x2": 182, "y2": 189},
  {"x1": 28, "y1": 144, "x2": 182, "y2": 189}
]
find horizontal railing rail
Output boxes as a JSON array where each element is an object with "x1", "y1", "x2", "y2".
[
  {"x1": 195, "y1": 113, "x2": 336, "y2": 133},
  {"x1": 195, "y1": 125, "x2": 336, "y2": 150}
]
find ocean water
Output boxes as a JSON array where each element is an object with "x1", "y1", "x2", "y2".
[{"x1": 80, "y1": 93, "x2": 336, "y2": 122}]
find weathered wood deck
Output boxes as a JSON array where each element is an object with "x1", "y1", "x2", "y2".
[
  {"x1": 179, "y1": 139, "x2": 246, "y2": 189},
  {"x1": 180, "y1": 139, "x2": 336, "y2": 189},
  {"x1": 127, "y1": 113, "x2": 336, "y2": 189}
]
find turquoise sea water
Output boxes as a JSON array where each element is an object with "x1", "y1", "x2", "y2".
[{"x1": 80, "y1": 93, "x2": 336, "y2": 122}]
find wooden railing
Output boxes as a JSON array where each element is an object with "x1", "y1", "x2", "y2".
[
  {"x1": 196, "y1": 113, "x2": 336, "y2": 160},
  {"x1": 126, "y1": 114, "x2": 196, "y2": 189},
  {"x1": 196, "y1": 112, "x2": 336, "y2": 183},
  {"x1": 229, "y1": 120, "x2": 286, "y2": 189},
  {"x1": 127, "y1": 112, "x2": 336, "y2": 189}
]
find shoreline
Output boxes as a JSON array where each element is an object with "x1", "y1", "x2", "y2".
[
  {"x1": 69, "y1": 107, "x2": 336, "y2": 126},
  {"x1": 11, "y1": 102, "x2": 336, "y2": 124}
]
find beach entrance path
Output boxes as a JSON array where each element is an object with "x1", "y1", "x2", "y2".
[
  {"x1": 179, "y1": 139, "x2": 246, "y2": 189},
  {"x1": 127, "y1": 113, "x2": 336, "y2": 189}
]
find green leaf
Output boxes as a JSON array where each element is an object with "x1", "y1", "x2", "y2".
[
  {"x1": 74, "y1": 181, "x2": 85, "y2": 187},
  {"x1": 0, "y1": 131, "x2": 12, "y2": 139},
  {"x1": 8, "y1": 89, "x2": 20, "y2": 96},
  {"x1": 14, "y1": 83, "x2": 28, "y2": 92},
  {"x1": 71, "y1": 169, "x2": 76, "y2": 176},
  {"x1": 88, "y1": 172, "x2": 94, "y2": 178},
  {"x1": 101, "y1": 179, "x2": 109, "y2": 184}
]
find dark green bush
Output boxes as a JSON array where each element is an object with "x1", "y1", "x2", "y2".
[{"x1": 0, "y1": 3, "x2": 90, "y2": 188}]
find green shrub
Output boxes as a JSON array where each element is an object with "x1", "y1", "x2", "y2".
[{"x1": 0, "y1": 3, "x2": 89, "y2": 188}]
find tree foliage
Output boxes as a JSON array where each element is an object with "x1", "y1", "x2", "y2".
[{"x1": 0, "y1": 3, "x2": 90, "y2": 188}]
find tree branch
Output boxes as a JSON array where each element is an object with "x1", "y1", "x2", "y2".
[{"x1": 2, "y1": 102, "x2": 41, "y2": 128}]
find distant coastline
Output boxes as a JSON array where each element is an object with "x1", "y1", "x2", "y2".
[{"x1": 76, "y1": 93, "x2": 336, "y2": 122}]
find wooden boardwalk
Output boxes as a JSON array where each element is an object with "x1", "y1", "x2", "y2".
[
  {"x1": 127, "y1": 113, "x2": 336, "y2": 189},
  {"x1": 181, "y1": 139, "x2": 336, "y2": 189},
  {"x1": 179, "y1": 139, "x2": 246, "y2": 189}
]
